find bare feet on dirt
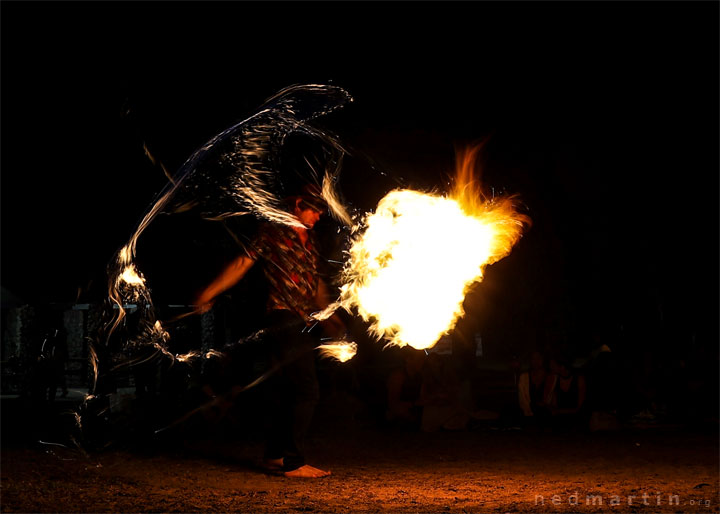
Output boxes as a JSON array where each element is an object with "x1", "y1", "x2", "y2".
[
  {"x1": 284, "y1": 465, "x2": 331, "y2": 478},
  {"x1": 262, "y1": 458, "x2": 283, "y2": 471}
]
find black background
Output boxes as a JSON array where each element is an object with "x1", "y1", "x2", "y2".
[{"x1": 1, "y1": 1, "x2": 717, "y2": 357}]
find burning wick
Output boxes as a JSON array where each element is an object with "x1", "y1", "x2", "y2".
[{"x1": 316, "y1": 342, "x2": 358, "y2": 363}]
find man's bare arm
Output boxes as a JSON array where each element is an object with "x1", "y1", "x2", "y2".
[{"x1": 195, "y1": 255, "x2": 256, "y2": 313}]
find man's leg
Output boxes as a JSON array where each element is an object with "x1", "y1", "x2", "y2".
[
  {"x1": 262, "y1": 368, "x2": 291, "y2": 467},
  {"x1": 262, "y1": 312, "x2": 329, "y2": 477},
  {"x1": 280, "y1": 344, "x2": 319, "y2": 471}
]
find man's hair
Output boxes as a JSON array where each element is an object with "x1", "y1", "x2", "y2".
[{"x1": 285, "y1": 183, "x2": 326, "y2": 213}]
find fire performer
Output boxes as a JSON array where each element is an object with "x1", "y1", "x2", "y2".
[{"x1": 195, "y1": 184, "x2": 343, "y2": 478}]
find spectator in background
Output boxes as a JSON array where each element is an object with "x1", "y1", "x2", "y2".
[
  {"x1": 683, "y1": 341, "x2": 719, "y2": 425},
  {"x1": 39, "y1": 326, "x2": 68, "y2": 402},
  {"x1": 630, "y1": 349, "x2": 662, "y2": 423},
  {"x1": 544, "y1": 354, "x2": 587, "y2": 431},
  {"x1": 419, "y1": 352, "x2": 472, "y2": 432},
  {"x1": 586, "y1": 343, "x2": 621, "y2": 431},
  {"x1": 518, "y1": 350, "x2": 549, "y2": 423},
  {"x1": 385, "y1": 347, "x2": 425, "y2": 429},
  {"x1": 386, "y1": 344, "x2": 482, "y2": 433}
]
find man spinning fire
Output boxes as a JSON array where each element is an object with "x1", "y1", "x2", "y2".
[
  {"x1": 195, "y1": 184, "x2": 343, "y2": 478},
  {"x1": 103, "y1": 83, "x2": 528, "y2": 481}
]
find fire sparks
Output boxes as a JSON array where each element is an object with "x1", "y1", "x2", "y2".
[
  {"x1": 175, "y1": 350, "x2": 200, "y2": 363},
  {"x1": 205, "y1": 349, "x2": 225, "y2": 360},
  {"x1": 119, "y1": 264, "x2": 145, "y2": 286},
  {"x1": 316, "y1": 341, "x2": 358, "y2": 363},
  {"x1": 333, "y1": 146, "x2": 530, "y2": 350},
  {"x1": 116, "y1": 245, "x2": 146, "y2": 288},
  {"x1": 321, "y1": 171, "x2": 353, "y2": 227}
]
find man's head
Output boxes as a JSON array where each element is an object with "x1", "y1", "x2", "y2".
[
  {"x1": 294, "y1": 199, "x2": 322, "y2": 228},
  {"x1": 288, "y1": 183, "x2": 326, "y2": 229}
]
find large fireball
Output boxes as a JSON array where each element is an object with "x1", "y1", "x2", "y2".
[{"x1": 337, "y1": 146, "x2": 530, "y2": 350}]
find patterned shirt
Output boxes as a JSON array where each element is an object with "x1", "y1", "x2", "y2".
[{"x1": 247, "y1": 222, "x2": 320, "y2": 319}]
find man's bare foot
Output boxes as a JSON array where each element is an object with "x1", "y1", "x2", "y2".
[
  {"x1": 283, "y1": 464, "x2": 331, "y2": 478},
  {"x1": 262, "y1": 458, "x2": 284, "y2": 471}
]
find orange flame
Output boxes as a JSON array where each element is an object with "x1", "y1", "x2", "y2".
[{"x1": 331, "y1": 145, "x2": 530, "y2": 350}]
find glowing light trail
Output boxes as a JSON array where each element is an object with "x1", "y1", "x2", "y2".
[{"x1": 316, "y1": 341, "x2": 358, "y2": 363}]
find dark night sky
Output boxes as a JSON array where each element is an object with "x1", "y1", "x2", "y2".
[{"x1": 1, "y1": 1, "x2": 718, "y2": 354}]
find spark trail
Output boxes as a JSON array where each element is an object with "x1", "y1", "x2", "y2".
[{"x1": 97, "y1": 84, "x2": 354, "y2": 388}]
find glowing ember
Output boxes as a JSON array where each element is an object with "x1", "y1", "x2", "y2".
[
  {"x1": 317, "y1": 342, "x2": 358, "y2": 363},
  {"x1": 335, "y1": 146, "x2": 530, "y2": 350}
]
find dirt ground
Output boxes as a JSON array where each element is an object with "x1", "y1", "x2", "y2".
[{"x1": 1, "y1": 396, "x2": 718, "y2": 514}]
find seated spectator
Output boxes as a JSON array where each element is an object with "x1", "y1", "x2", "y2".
[
  {"x1": 587, "y1": 343, "x2": 621, "y2": 431},
  {"x1": 385, "y1": 348, "x2": 425, "y2": 428},
  {"x1": 419, "y1": 353, "x2": 471, "y2": 432},
  {"x1": 544, "y1": 354, "x2": 587, "y2": 430},
  {"x1": 518, "y1": 350, "x2": 549, "y2": 421}
]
